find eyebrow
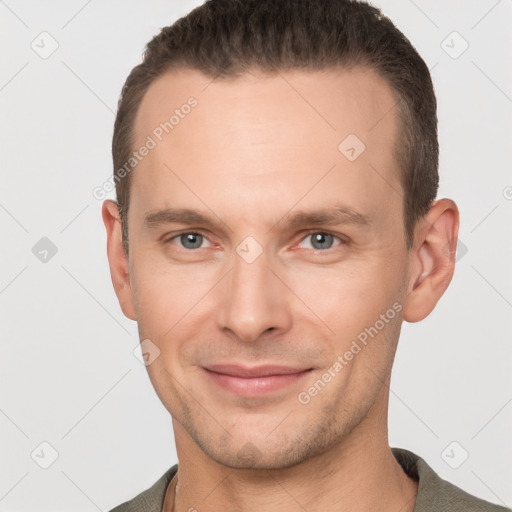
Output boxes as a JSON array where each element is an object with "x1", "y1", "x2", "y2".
[
  {"x1": 144, "y1": 208, "x2": 225, "y2": 231},
  {"x1": 280, "y1": 206, "x2": 371, "y2": 230},
  {"x1": 143, "y1": 205, "x2": 371, "y2": 232}
]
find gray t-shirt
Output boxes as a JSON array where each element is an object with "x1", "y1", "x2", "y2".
[{"x1": 109, "y1": 447, "x2": 511, "y2": 512}]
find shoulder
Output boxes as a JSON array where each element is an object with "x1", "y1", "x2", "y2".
[
  {"x1": 392, "y1": 448, "x2": 511, "y2": 512},
  {"x1": 108, "y1": 465, "x2": 178, "y2": 512}
]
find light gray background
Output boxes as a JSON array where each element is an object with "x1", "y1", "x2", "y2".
[{"x1": 1, "y1": 1, "x2": 511, "y2": 510}]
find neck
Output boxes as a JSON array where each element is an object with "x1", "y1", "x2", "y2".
[{"x1": 169, "y1": 406, "x2": 418, "y2": 512}]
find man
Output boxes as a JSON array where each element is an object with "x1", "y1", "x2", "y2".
[{"x1": 102, "y1": 0, "x2": 510, "y2": 511}]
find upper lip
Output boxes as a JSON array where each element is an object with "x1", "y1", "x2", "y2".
[{"x1": 204, "y1": 364, "x2": 311, "y2": 378}]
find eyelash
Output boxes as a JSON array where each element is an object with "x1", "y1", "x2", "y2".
[
  {"x1": 166, "y1": 230, "x2": 346, "y2": 252},
  {"x1": 296, "y1": 230, "x2": 345, "y2": 251}
]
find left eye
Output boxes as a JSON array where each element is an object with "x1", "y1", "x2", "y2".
[
  {"x1": 171, "y1": 232, "x2": 210, "y2": 250},
  {"x1": 298, "y1": 232, "x2": 342, "y2": 251}
]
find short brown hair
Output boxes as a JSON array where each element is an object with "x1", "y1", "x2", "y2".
[{"x1": 112, "y1": 0, "x2": 438, "y2": 254}]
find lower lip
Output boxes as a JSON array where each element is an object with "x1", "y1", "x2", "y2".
[{"x1": 203, "y1": 369, "x2": 312, "y2": 397}]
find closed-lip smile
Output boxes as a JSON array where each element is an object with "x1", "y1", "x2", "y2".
[{"x1": 202, "y1": 364, "x2": 312, "y2": 396}]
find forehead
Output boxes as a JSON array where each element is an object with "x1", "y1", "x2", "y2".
[
  {"x1": 134, "y1": 65, "x2": 399, "y2": 150},
  {"x1": 130, "y1": 66, "x2": 402, "y2": 227}
]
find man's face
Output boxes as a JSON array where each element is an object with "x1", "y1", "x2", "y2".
[{"x1": 124, "y1": 67, "x2": 410, "y2": 469}]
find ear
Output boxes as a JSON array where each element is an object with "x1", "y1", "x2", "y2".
[
  {"x1": 402, "y1": 199, "x2": 459, "y2": 323},
  {"x1": 102, "y1": 200, "x2": 136, "y2": 321}
]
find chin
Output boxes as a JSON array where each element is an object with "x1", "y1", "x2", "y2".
[{"x1": 190, "y1": 416, "x2": 344, "y2": 471}]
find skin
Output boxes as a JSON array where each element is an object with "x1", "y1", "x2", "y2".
[{"x1": 103, "y1": 67, "x2": 459, "y2": 511}]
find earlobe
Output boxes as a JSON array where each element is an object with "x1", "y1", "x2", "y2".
[
  {"x1": 403, "y1": 199, "x2": 459, "y2": 323},
  {"x1": 102, "y1": 200, "x2": 137, "y2": 321}
]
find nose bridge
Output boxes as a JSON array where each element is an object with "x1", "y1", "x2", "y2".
[{"x1": 216, "y1": 244, "x2": 291, "y2": 342}]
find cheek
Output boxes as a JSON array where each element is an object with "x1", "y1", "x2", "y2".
[
  {"x1": 285, "y1": 257, "x2": 405, "y2": 341},
  {"x1": 130, "y1": 252, "x2": 218, "y2": 334}
]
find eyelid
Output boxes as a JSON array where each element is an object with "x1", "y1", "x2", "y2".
[
  {"x1": 166, "y1": 230, "x2": 215, "y2": 248},
  {"x1": 295, "y1": 230, "x2": 348, "y2": 249}
]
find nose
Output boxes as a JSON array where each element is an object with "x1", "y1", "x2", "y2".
[{"x1": 216, "y1": 248, "x2": 292, "y2": 343}]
